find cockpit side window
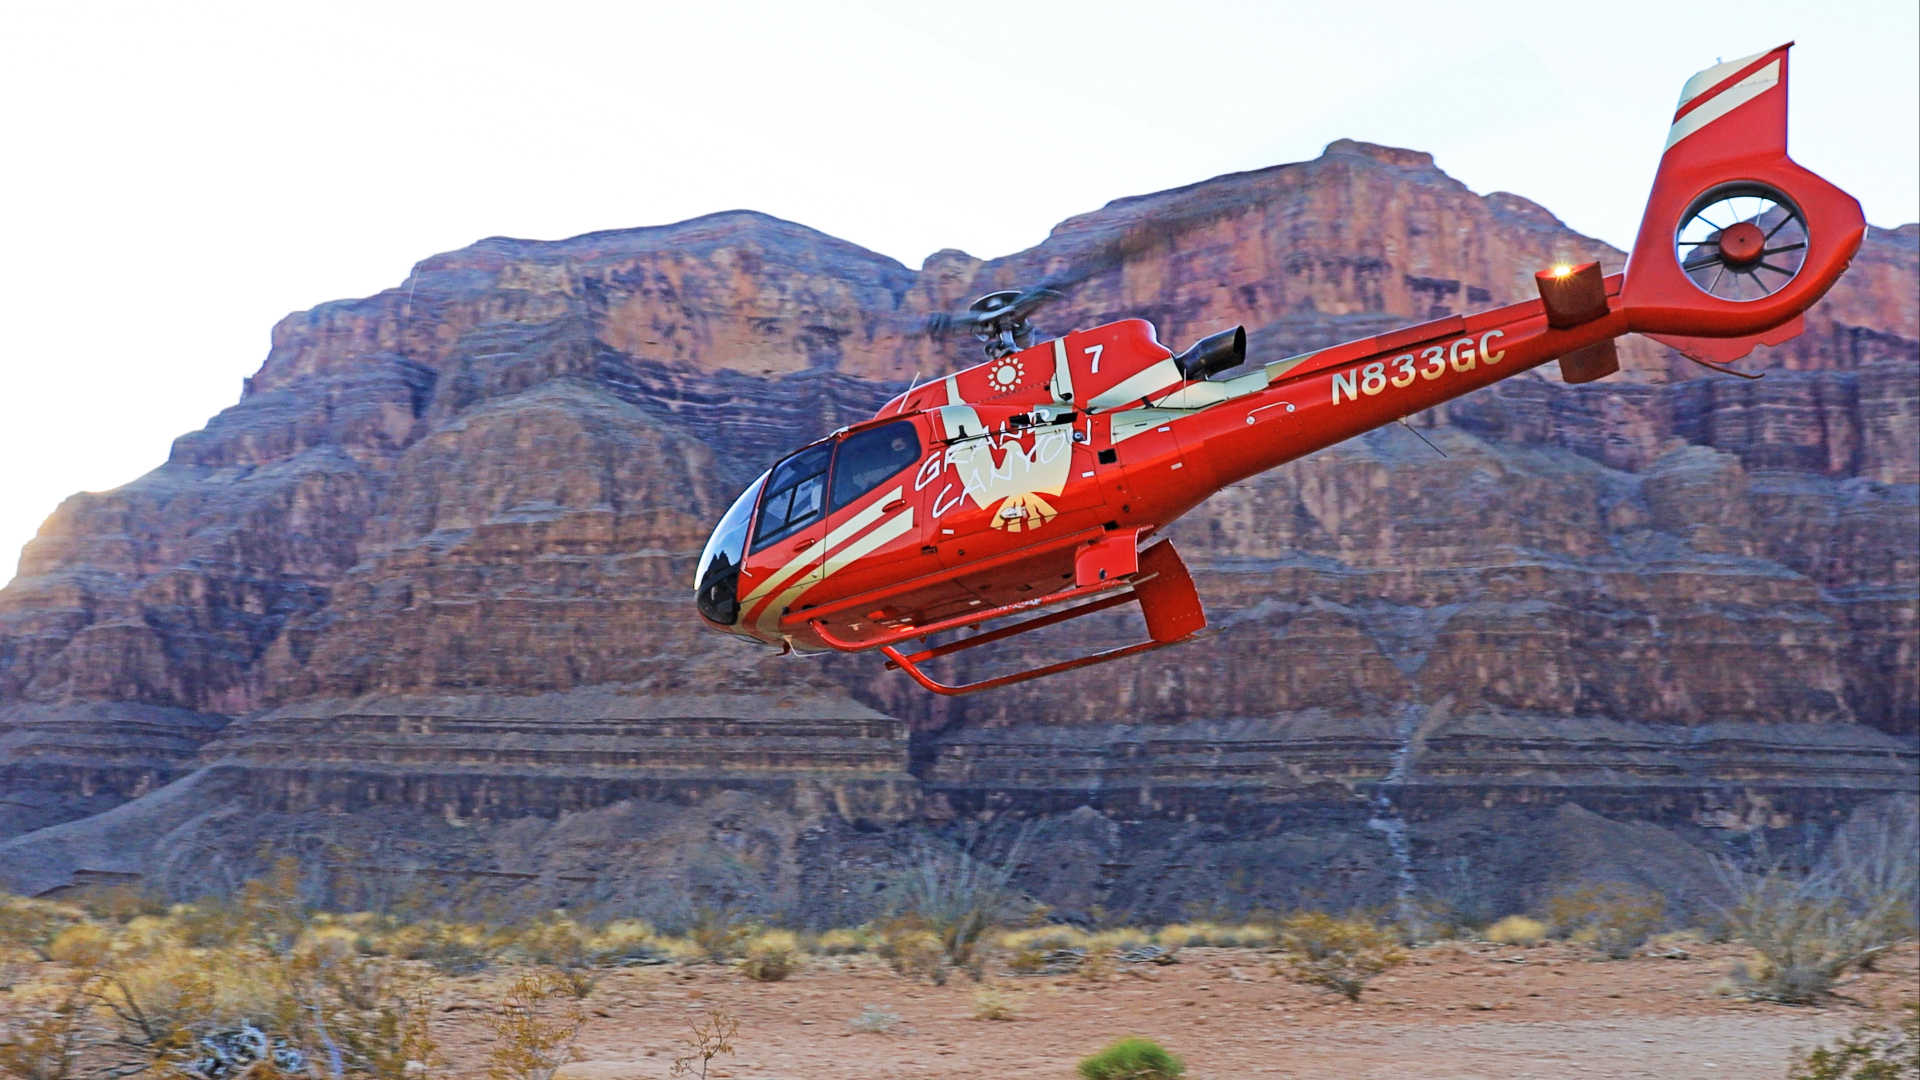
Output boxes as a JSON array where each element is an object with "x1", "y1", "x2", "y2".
[
  {"x1": 751, "y1": 441, "x2": 832, "y2": 552},
  {"x1": 830, "y1": 421, "x2": 922, "y2": 511}
]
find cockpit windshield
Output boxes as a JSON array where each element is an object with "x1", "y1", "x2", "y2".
[
  {"x1": 693, "y1": 473, "x2": 765, "y2": 629},
  {"x1": 751, "y1": 441, "x2": 833, "y2": 553}
]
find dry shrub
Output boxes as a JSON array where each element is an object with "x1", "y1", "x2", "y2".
[
  {"x1": 810, "y1": 928, "x2": 870, "y2": 955},
  {"x1": 1717, "y1": 809, "x2": 1919, "y2": 1003},
  {"x1": 0, "y1": 866, "x2": 446, "y2": 1080},
  {"x1": 1089, "y1": 929, "x2": 1152, "y2": 953},
  {"x1": 1078, "y1": 950, "x2": 1117, "y2": 984},
  {"x1": 82, "y1": 937, "x2": 441, "y2": 1079},
  {"x1": 876, "y1": 926, "x2": 948, "y2": 984},
  {"x1": 0, "y1": 897, "x2": 82, "y2": 963},
  {"x1": 501, "y1": 913, "x2": 659, "y2": 973},
  {"x1": 669, "y1": 1009, "x2": 738, "y2": 1080},
  {"x1": 485, "y1": 968, "x2": 587, "y2": 1080},
  {"x1": 1788, "y1": 1001, "x2": 1918, "y2": 1080},
  {"x1": 887, "y1": 834, "x2": 1026, "y2": 980},
  {"x1": 72, "y1": 885, "x2": 169, "y2": 925},
  {"x1": 290, "y1": 938, "x2": 442, "y2": 1079},
  {"x1": 997, "y1": 926, "x2": 1088, "y2": 952},
  {"x1": 44, "y1": 925, "x2": 112, "y2": 969},
  {"x1": 168, "y1": 900, "x2": 252, "y2": 951},
  {"x1": 1484, "y1": 915, "x2": 1547, "y2": 947},
  {"x1": 847, "y1": 1005, "x2": 904, "y2": 1035},
  {"x1": 508, "y1": 914, "x2": 594, "y2": 969},
  {"x1": 685, "y1": 908, "x2": 754, "y2": 964},
  {"x1": 997, "y1": 926, "x2": 1085, "y2": 975},
  {"x1": 587, "y1": 920, "x2": 665, "y2": 966},
  {"x1": 1272, "y1": 911, "x2": 1406, "y2": 1002},
  {"x1": 0, "y1": 975, "x2": 89, "y2": 1080},
  {"x1": 1155, "y1": 922, "x2": 1275, "y2": 949},
  {"x1": 1547, "y1": 884, "x2": 1665, "y2": 959},
  {"x1": 970, "y1": 983, "x2": 1023, "y2": 1020},
  {"x1": 87, "y1": 953, "x2": 227, "y2": 1073},
  {"x1": 374, "y1": 919, "x2": 502, "y2": 974},
  {"x1": 739, "y1": 930, "x2": 799, "y2": 982},
  {"x1": 1005, "y1": 948, "x2": 1050, "y2": 975}
]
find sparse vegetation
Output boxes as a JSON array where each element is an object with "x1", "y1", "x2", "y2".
[
  {"x1": 0, "y1": 975, "x2": 88, "y2": 1080},
  {"x1": 669, "y1": 1009, "x2": 738, "y2": 1079},
  {"x1": 484, "y1": 968, "x2": 588, "y2": 1080},
  {"x1": 971, "y1": 983, "x2": 1023, "y2": 1020},
  {"x1": 1787, "y1": 1002, "x2": 1919, "y2": 1080},
  {"x1": 886, "y1": 833, "x2": 1028, "y2": 981},
  {"x1": 6, "y1": 833, "x2": 1910, "y2": 1077},
  {"x1": 0, "y1": 895, "x2": 450, "y2": 1080},
  {"x1": 1717, "y1": 809, "x2": 1919, "y2": 1003},
  {"x1": 0, "y1": 897, "x2": 81, "y2": 963},
  {"x1": 685, "y1": 907, "x2": 755, "y2": 964},
  {"x1": 1155, "y1": 922, "x2": 1276, "y2": 950},
  {"x1": 1272, "y1": 911, "x2": 1406, "y2": 1002},
  {"x1": 1548, "y1": 883, "x2": 1666, "y2": 959},
  {"x1": 876, "y1": 926, "x2": 949, "y2": 984},
  {"x1": 847, "y1": 1004, "x2": 905, "y2": 1035},
  {"x1": 739, "y1": 929, "x2": 799, "y2": 982},
  {"x1": 1484, "y1": 915, "x2": 1548, "y2": 946},
  {"x1": 1077, "y1": 1036, "x2": 1185, "y2": 1079},
  {"x1": 811, "y1": 927, "x2": 871, "y2": 955}
]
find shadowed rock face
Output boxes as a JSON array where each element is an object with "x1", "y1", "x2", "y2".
[{"x1": 0, "y1": 142, "x2": 1913, "y2": 918}]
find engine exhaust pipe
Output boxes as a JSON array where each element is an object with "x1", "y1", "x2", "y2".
[{"x1": 1173, "y1": 325, "x2": 1247, "y2": 380}]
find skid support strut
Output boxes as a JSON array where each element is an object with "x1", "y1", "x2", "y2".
[{"x1": 806, "y1": 538, "x2": 1207, "y2": 696}]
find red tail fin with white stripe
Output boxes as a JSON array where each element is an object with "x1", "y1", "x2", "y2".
[{"x1": 1620, "y1": 43, "x2": 1865, "y2": 364}]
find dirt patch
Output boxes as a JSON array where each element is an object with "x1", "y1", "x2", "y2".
[{"x1": 425, "y1": 941, "x2": 1917, "y2": 1079}]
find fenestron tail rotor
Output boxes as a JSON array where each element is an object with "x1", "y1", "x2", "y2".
[{"x1": 1674, "y1": 182, "x2": 1809, "y2": 303}]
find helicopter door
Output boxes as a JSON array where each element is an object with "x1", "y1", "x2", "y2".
[
  {"x1": 736, "y1": 440, "x2": 833, "y2": 636},
  {"x1": 811, "y1": 418, "x2": 929, "y2": 608}
]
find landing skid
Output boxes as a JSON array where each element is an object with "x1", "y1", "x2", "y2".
[{"x1": 806, "y1": 538, "x2": 1207, "y2": 696}]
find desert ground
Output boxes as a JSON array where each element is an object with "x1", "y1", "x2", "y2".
[{"x1": 428, "y1": 941, "x2": 1918, "y2": 1079}]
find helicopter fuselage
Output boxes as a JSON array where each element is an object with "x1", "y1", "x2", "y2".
[{"x1": 691, "y1": 43, "x2": 1864, "y2": 695}]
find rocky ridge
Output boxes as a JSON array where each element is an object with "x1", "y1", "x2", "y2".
[{"x1": 0, "y1": 141, "x2": 1913, "y2": 921}]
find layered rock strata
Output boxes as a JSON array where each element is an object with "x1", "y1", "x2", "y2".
[
  {"x1": 0, "y1": 142, "x2": 1913, "y2": 916},
  {"x1": 211, "y1": 692, "x2": 917, "y2": 821}
]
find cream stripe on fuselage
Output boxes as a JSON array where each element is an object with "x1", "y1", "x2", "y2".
[
  {"x1": 741, "y1": 485, "x2": 905, "y2": 607},
  {"x1": 753, "y1": 507, "x2": 918, "y2": 635},
  {"x1": 822, "y1": 507, "x2": 915, "y2": 578}
]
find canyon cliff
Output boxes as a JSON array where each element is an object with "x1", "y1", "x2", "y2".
[{"x1": 1, "y1": 141, "x2": 1913, "y2": 923}]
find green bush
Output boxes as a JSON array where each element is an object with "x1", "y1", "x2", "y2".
[
  {"x1": 1788, "y1": 1002, "x2": 1918, "y2": 1080},
  {"x1": 1077, "y1": 1037, "x2": 1185, "y2": 1080}
]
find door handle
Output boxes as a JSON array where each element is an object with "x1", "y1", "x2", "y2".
[
  {"x1": 791, "y1": 538, "x2": 816, "y2": 553},
  {"x1": 882, "y1": 499, "x2": 907, "y2": 513}
]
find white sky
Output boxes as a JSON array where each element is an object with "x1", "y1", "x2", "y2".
[{"x1": 2, "y1": 0, "x2": 1915, "y2": 585}]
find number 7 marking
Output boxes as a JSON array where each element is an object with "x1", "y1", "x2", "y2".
[{"x1": 1084, "y1": 344, "x2": 1104, "y2": 373}]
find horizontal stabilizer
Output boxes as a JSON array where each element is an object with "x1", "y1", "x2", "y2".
[{"x1": 1642, "y1": 314, "x2": 1805, "y2": 366}]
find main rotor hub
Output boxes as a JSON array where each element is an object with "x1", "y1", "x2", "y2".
[{"x1": 969, "y1": 290, "x2": 1035, "y2": 359}]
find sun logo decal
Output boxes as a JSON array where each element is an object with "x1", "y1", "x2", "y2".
[
  {"x1": 989, "y1": 492, "x2": 1057, "y2": 532},
  {"x1": 989, "y1": 357, "x2": 1025, "y2": 389}
]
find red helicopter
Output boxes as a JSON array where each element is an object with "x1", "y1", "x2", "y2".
[{"x1": 694, "y1": 43, "x2": 1864, "y2": 695}]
